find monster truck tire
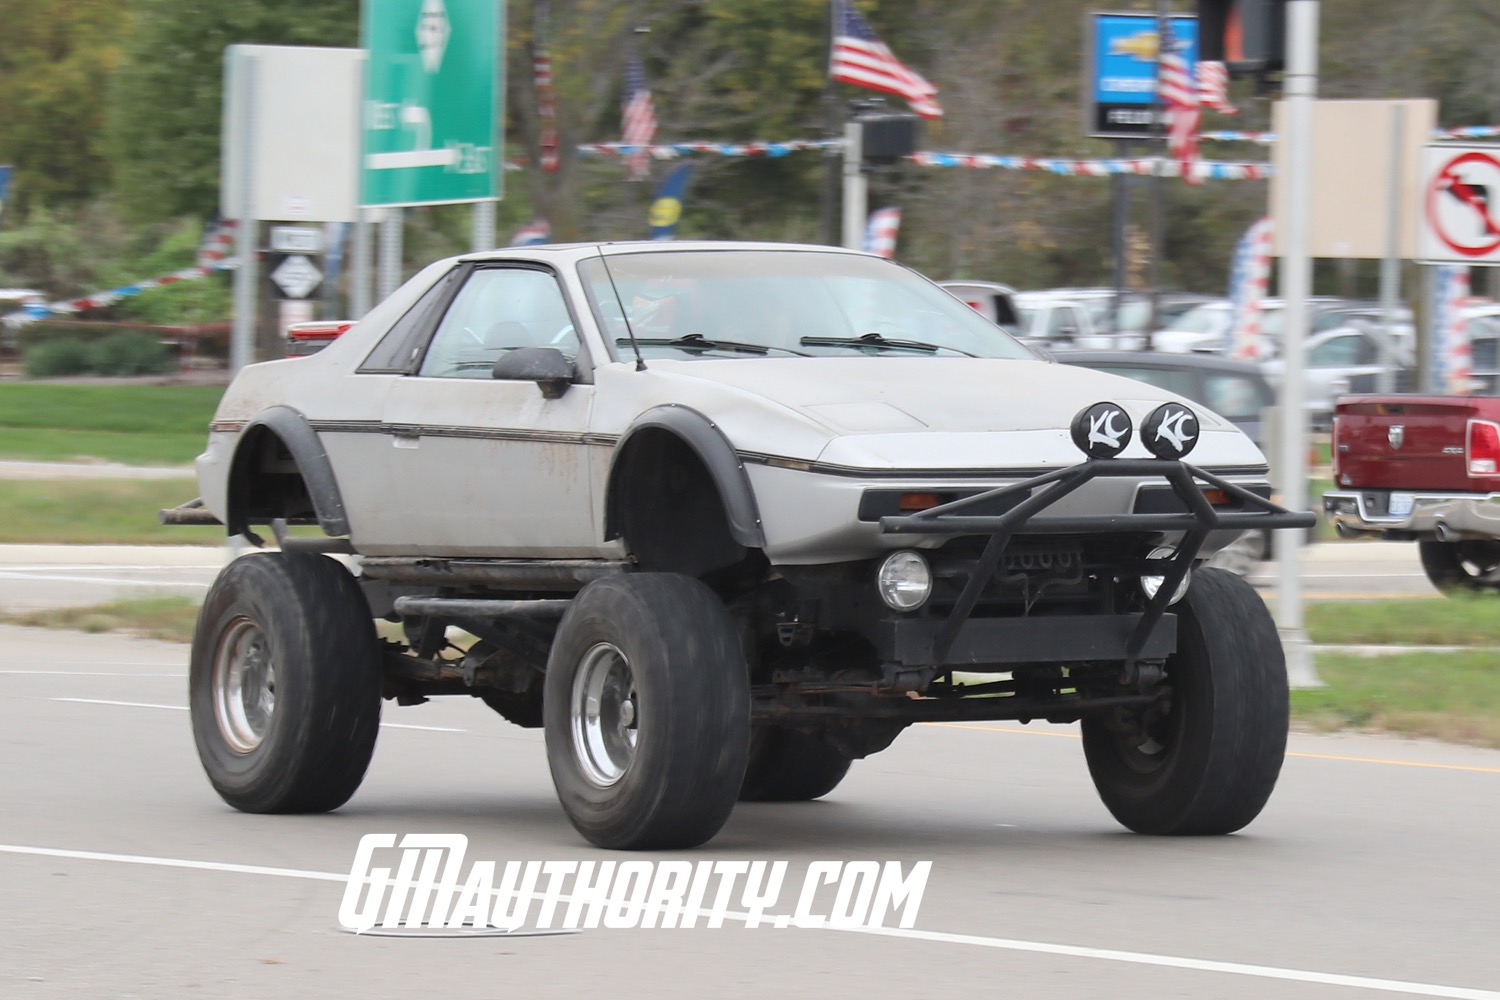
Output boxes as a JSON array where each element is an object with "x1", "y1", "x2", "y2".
[
  {"x1": 738, "y1": 727, "x2": 853, "y2": 802},
  {"x1": 189, "y1": 552, "x2": 382, "y2": 814},
  {"x1": 1418, "y1": 540, "x2": 1500, "y2": 593},
  {"x1": 1081, "y1": 567, "x2": 1288, "y2": 835},
  {"x1": 544, "y1": 573, "x2": 750, "y2": 850}
]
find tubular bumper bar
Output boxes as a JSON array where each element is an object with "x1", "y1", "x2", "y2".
[{"x1": 878, "y1": 459, "x2": 1316, "y2": 667}]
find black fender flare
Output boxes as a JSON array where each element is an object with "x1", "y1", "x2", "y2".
[
  {"x1": 226, "y1": 405, "x2": 350, "y2": 538},
  {"x1": 605, "y1": 404, "x2": 765, "y2": 548}
]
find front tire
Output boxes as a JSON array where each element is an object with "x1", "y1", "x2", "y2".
[
  {"x1": 1418, "y1": 540, "x2": 1500, "y2": 593},
  {"x1": 1082, "y1": 567, "x2": 1288, "y2": 835},
  {"x1": 189, "y1": 552, "x2": 382, "y2": 813},
  {"x1": 543, "y1": 573, "x2": 750, "y2": 849}
]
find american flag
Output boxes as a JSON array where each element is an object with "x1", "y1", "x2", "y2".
[
  {"x1": 863, "y1": 207, "x2": 902, "y2": 258},
  {"x1": 509, "y1": 218, "x2": 552, "y2": 247},
  {"x1": 1196, "y1": 60, "x2": 1237, "y2": 116},
  {"x1": 1157, "y1": 20, "x2": 1201, "y2": 184},
  {"x1": 830, "y1": 0, "x2": 942, "y2": 120},
  {"x1": 621, "y1": 53, "x2": 657, "y2": 182}
]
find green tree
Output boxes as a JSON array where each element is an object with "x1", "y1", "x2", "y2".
[
  {"x1": 0, "y1": 0, "x2": 128, "y2": 212},
  {"x1": 107, "y1": 0, "x2": 361, "y2": 224}
]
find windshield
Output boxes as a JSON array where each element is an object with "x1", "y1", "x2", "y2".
[{"x1": 579, "y1": 250, "x2": 1035, "y2": 361}]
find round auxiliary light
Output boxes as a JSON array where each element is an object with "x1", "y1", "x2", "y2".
[
  {"x1": 877, "y1": 550, "x2": 934, "y2": 612},
  {"x1": 1142, "y1": 402, "x2": 1200, "y2": 460},
  {"x1": 1070, "y1": 402, "x2": 1132, "y2": 459},
  {"x1": 1140, "y1": 546, "x2": 1191, "y2": 605}
]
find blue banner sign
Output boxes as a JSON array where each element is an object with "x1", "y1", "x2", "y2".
[{"x1": 1086, "y1": 12, "x2": 1198, "y2": 140}]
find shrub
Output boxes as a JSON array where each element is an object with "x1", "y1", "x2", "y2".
[
  {"x1": 22, "y1": 331, "x2": 175, "y2": 377},
  {"x1": 23, "y1": 337, "x2": 94, "y2": 377},
  {"x1": 91, "y1": 331, "x2": 174, "y2": 376}
]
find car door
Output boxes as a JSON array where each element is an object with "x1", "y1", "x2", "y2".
[{"x1": 379, "y1": 263, "x2": 598, "y2": 557}]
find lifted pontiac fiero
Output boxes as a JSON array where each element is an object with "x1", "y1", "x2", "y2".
[{"x1": 165, "y1": 242, "x2": 1313, "y2": 849}]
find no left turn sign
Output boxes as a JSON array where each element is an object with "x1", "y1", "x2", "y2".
[{"x1": 1420, "y1": 144, "x2": 1500, "y2": 263}]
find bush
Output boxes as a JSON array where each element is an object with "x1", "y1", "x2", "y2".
[
  {"x1": 23, "y1": 337, "x2": 95, "y2": 377},
  {"x1": 22, "y1": 331, "x2": 175, "y2": 377},
  {"x1": 91, "y1": 331, "x2": 174, "y2": 376}
]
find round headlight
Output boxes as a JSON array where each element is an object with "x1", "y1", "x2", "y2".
[
  {"x1": 1140, "y1": 546, "x2": 1191, "y2": 605},
  {"x1": 877, "y1": 550, "x2": 933, "y2": 611}
]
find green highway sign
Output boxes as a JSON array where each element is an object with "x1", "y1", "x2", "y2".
[{"x1": 361, "y1": 0, "x2": 502, "y2": 208}]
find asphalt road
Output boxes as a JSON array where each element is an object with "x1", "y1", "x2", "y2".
[{"x1": 4, "y1": 625, "x2": 1499, "y2": 999}]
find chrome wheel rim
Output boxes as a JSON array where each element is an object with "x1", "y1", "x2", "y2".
[
  {"x1": 212, "y1": 617, "x2": 275, "y2": 754},
  {"x1": 570, "y1": 642, "x2": 637, "y2": 787}
]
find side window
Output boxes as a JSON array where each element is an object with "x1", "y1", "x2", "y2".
[
  {"x1": 359, "y1": 268, "x2": 459, "y2": 372},
  {"x1": 417, "y1": 268, "x2": 579, "y2": 379},
  {"x1": 1309, "y1": 335, "x2": 1358, "y2": 368}
]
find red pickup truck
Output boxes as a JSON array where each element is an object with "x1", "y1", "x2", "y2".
[{"x1": 1323, "y1": 396, "x2": 1500, "y2": 591}]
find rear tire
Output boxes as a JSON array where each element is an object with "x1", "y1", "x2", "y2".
[
  {"x1": 543, "y1": 573, "x2": 749, "y2": 849},
  {"x1": 189, "y1": 552, "x2": 382, "y2": 814},
  {"x1": 1081, "y1": 567, "x2": 1287, "y2": 835},
  {"x1": 739, "y1": 727, "x2": 852, "y2": 802},
  {"x1": 1418, "y1": 540, "x2": 1500, "y2": 593}
]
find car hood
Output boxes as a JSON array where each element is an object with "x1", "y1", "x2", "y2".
[
  {"x1": 632, "y1": 357, "x2": 1262, "y2": 470},
  {"x1": 661, "y1": 357, "x2": 1206, "y2": 431}
]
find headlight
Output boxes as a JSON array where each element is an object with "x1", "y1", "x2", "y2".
[
  {"x1": 877, "y1": 550, "x2": 933, "y2": 611},
  {"x1": 1140, "y1": 546, "x2": 1190, "y2": 605}
]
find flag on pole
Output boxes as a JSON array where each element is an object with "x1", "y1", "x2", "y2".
[
  {"x1": 1226, "y1": 217, "x2": 1274, "y2": 362},
  {"x1": 1436, "y1": 265, "x2": 1473, "y2": 394},
  {"x1": 509, "y1": 219, "x2": 552, "y2": 247},
  {"x1": 622, "y1": 52, "x2": 657, "y2": 182},
  {"x1": 534, "y1": 4, "x2": 560, "y2": 173},
  {"x1": 1157, "y1": 20, "x2": 1201, "y2": 184},
  {"x1": 649, "y1": 164, "x2": 695, "y2": 240},
  {"x1": 863, "y1": 207, "x2": 902, "y2": 258},
  {"x1": 830, "y1": 0, "x2": 942, "y2": 120},
  {"x1": 1195, "y1": 60, "x2": 1237, "y2": 116}
]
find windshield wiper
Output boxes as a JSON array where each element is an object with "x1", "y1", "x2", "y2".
[
  {"x1": 799, "y1": 332, "x2": 976, "y2": 357},
  {"x1": 617, "y1": 334, "x2": 809, "y2": 357}
]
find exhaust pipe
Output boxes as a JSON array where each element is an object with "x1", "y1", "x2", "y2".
[{"x1": 1435, "y1": 522, "x2": 1457, "y2": 543}]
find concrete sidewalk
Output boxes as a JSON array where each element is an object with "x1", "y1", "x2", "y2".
[{"x1": 0, "y1": 460, "x2": 195, "y2": 480}]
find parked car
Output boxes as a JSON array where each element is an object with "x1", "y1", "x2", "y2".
[
  {"x1": 1325, "y1": 392, "x2": 1500, "y2": 593},
  {"x1": 1153, "y1": 297, "x2": 1410, "y2": 357},
  {"x1": 1057, "y1": 350, "x2": 1274, "y2": 447},
  {"x1": 165, "y1": 241, "x2": 1310, "y2": 850},
  {"x1": 1261, "y1": 323, "x2": 1416, "y2": 428},
  {"x1": 937, "y1": 280, "x2": 1021, "y2": 336}
]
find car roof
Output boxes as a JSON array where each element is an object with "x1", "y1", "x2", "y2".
[{"x1": 456, "y1": 240, "x2": 874, "y2": 265}]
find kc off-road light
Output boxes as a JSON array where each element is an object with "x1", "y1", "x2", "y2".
[
  {"x1": 1139, "y1": 546, "x2": 1191, "y2": 605},
  {"x1": 877, "y1": 550, "x2": 933, "y2": 611}
]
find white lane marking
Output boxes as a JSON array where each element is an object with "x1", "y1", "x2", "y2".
[
  {"x1": 46, "y1": 697, "x2": 465, "y2": 732},
  {"x1": 0, "y1": 571, "x2": 211, "y2": 588},
  {"x1": 0, "y1": 843, "x2": 1496, "y2": 999},
  {"x1": 0, "y1": 671, "x2": 186, "y2": 677},
  {"x1": 51, "y1": 697, "x2": 184, "y2": 710},
  {"x1": 0, "y1": 565, "x2": 218, "y2": 572},
  {"x1": 380, "y1": 723, "x2": 467, "y2": 733}
]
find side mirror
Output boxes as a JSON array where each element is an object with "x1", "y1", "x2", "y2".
[{"x1": 492, "y1": 347, "x2": 575, "y2": 399}]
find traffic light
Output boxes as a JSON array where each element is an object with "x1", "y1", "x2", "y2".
[{"x1": 1198, "y1": 0, "x2": 1286, "y2": 75}]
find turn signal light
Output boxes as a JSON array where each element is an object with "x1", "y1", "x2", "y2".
[{"x1": 898, "y1": 492, "x2": 947, "y2": 511}]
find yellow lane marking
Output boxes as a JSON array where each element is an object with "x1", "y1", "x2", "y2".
[{"x1": 924, "y1": 722, "x2": 1500, "y2": 773}]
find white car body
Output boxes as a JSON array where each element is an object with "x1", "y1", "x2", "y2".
[{"x1": 195, "y1": 243, "x2": 1266, "y2": 565}]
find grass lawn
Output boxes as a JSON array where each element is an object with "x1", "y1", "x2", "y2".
[
  {"x1": 0, "y1": 478, "x2": 221, "y2": 545},
  {"x1": 0, "y1": 597, "x2": 202, "y2": 644},
  {"x1": 0, "y1": 384, "x2": 222, "y2": 465},
  {"x1": 1305, "y1": 596, "x2": 1500, "y2": 646},
  {"x1": 1293, "y1": 650, "x2": 1500, "y2": 749}
]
